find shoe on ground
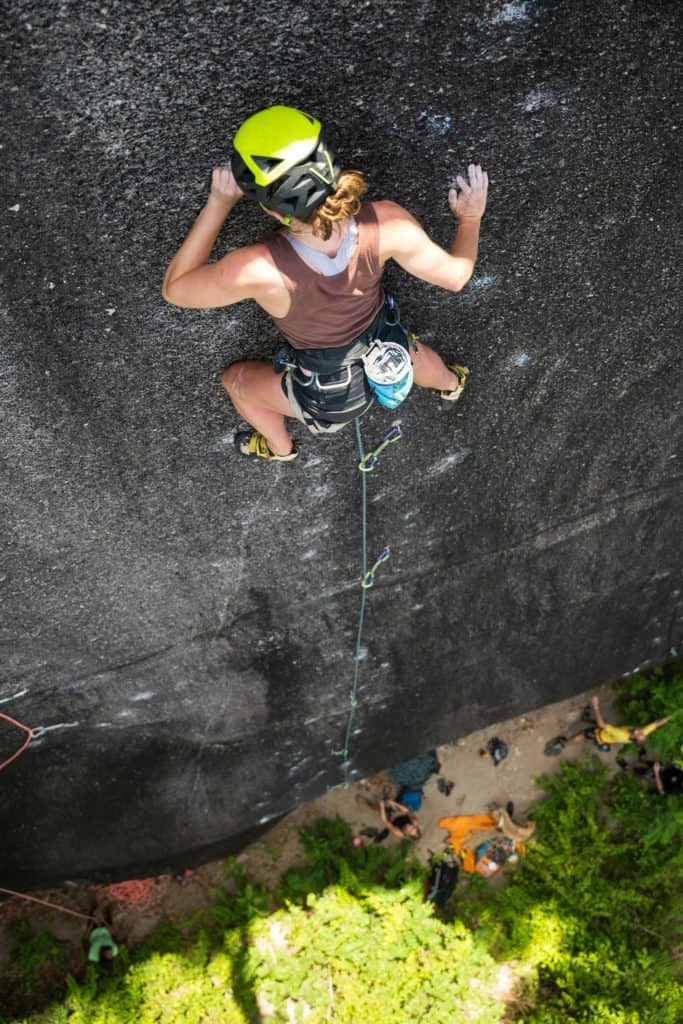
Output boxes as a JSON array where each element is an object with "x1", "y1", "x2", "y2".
[
  {"x1": 439, "y1": 363, "x2": 469, "y2": 407},
  {"x1": 544, "y1": 735, "x2": 567, "y2": 757},
  {"x1": 235, "y1": 430, "x2": 298, "y2": 462}
]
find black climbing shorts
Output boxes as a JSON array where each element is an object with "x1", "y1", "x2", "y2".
[{"x1": 280, "y1": 295, "x2": 411, "y2": 436}]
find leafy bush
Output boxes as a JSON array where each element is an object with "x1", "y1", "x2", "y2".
[
  {"x1": 459, "y1": 754, "x2": 683, "y2": 1023},
  {"x1": 5, "y1": 665, "x2": 683, "y2": 1023},
  {"x1": 613, "y1": 659, "x2": 683, "y2": 762}
]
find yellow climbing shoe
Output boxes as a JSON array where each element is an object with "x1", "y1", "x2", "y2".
[
  {"x1": 439, "y1": 363, "x2": 469, "y2": 407},
  {"x1": 235, "y1": 430, "x2": 298, "y2": 462},
  {"x1": 438, "y1": 362, "x2": 471, "y2": 405}
]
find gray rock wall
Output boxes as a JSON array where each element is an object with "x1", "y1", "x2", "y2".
[{"x1": 1, "y1": 0, "x2": 681, "y2": 886}]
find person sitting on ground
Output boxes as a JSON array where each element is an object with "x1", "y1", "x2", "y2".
[
  {"x1": 545, "y1": 694, "x2": 671, "y2": 755},
  {"x1": 618, "y1": 755, "x2": 683, "y2": 796},
  {"x1": 356, "y1": 792, "x2": 421, "y2": 840},
  {"x1": 653, "y1": 761, "x2": 683, "y2": 795},
  {"x1": 162, "y1": 105, "x2": 488, "y2": 462}
]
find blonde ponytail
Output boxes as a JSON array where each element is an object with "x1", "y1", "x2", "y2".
[{"x1": 302, "y1": 170, "x2": 368, "y2": 240}]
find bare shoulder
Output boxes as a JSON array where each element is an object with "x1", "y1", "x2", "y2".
[
  {"x1": 374, "y1": 200, "x2": 428, "y2": 264},
  {"x1": 216, "y1": 241, "x2": 281, "y2": 286},
  {"x1": 164, "y1": 240, "x2": 286, "y2": 311},
  {"x1": 373, "y1": 199, "x2": 418, "y2": 228}
]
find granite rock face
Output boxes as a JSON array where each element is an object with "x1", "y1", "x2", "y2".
[{"x1": 1, "y1": 0, "x2": 681, "y2": 885}]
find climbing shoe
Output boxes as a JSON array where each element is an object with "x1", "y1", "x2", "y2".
[
  {"x1": 544, "y1": 735, "x2": 567, "y2": 757},
  {"x1": 235, "y1": 431, "x2": 298, "y2": 462},
  {"x1": 439, "y1": 363, "x2": 469, "y2": 408}
]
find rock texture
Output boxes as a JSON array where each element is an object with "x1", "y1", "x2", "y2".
[{"x1": 1, "y1": 0, "x2": 681, "y2": 886}]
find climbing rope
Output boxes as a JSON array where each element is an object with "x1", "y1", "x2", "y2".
[
  {"x1": 357, "y1": 421, "x2": 403, "y2": 472},
  {"x1": 0, "y1": 706, "x2": 79, "y2": 774},
  {"x1": 336, "y1": 418, "x2": 401, "y2": 783},
  {"x1": 0, "y1": 886, "x2": 95, "y2": 922},
  {"x1": 0, "y1": 712, "x2": 33, "y2": 773}
]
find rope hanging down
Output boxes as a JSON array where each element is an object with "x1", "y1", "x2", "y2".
[{"x1": 337, "y1": 419, "x2": 402, "y2": 783}]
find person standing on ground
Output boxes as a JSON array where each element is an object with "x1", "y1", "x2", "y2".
[{"x1": 163, "y1": 105, "x2": 488, "y2": 461}]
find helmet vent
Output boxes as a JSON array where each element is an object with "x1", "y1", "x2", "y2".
[{"x1": 252, "y1": 155, "x2": 282, "y2": 174}]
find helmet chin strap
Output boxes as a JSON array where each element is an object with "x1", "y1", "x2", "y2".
[{"x1": 258, "y1": 201, "x2": 292, "y2": 226}]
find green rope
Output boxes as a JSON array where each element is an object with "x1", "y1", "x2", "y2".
[{"x1": 337, "y1": 418, "x2": 398, "y2": 783}]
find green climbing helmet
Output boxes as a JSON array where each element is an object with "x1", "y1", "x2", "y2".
[{"x1": 231, "y1": 105, "x2": 341, "y2": 219}]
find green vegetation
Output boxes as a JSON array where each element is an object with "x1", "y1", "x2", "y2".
[
  {"x1": 3, "y1": 661, "x2": 683, "y2": 1024},
  {"x1": 613, "y1": 660, "x2": 683, "y2": 762}
]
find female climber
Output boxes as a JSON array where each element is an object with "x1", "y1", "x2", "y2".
[
  {"x1": 355, "y1": 792, "x2": 422, "y2": 841},
  {"x1": 163, "y1": 105, "x2": 488, "y2": 461}
]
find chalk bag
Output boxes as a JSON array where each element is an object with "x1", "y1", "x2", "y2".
[{"x1": 362, "y1": 339, "x2": 414, "y2": 409}]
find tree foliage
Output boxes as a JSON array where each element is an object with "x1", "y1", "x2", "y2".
[{"x1": 4, "y1": 662, "x2": 683, "y2": 1024}]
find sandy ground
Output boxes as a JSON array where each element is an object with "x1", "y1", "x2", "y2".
[{"x1": 0, "y1": 680, "x2": 622, "y2": 974}]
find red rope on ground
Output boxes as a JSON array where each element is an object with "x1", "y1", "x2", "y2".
[
  {"x1": 0, "y1": 886, "x2": 94, "y2": 922},
  {"x1": 0, "y1": 712, "x2": 33, "y2": 772}
]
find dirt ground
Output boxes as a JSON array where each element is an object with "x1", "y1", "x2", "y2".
[{"x1": 0, "y1": 680, "x2": 622, "y2": 975}]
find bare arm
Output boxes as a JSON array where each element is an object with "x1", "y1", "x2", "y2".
[
  {"x1": 591, "y1": 695, "x2": 607, "y2": 729},
  {"x1": 643, "y1": 715, "x2": 672, "y2": 735},
  {"x1": 376, "y1": 164, "x2": 488, "y2": 292},
  {"x1": 653, "y1": 762, "x2": 665, "y2": 795},
  {"x1": 162, "y1": 166, "x2": 281, "y2": 310},
  {"x1": 380, "y1": 800, "x2": 413, "y2": 839}
]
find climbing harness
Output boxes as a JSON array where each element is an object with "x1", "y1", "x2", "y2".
[{"x1": 336, "y1": 418, "x2": 401, "y2": 782}]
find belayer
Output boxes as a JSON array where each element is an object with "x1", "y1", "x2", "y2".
[{"x1": 163, "y1": 105, "x2": 488, "y2": 461}]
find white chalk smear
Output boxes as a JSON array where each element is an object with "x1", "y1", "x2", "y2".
[
  {"x1": 131, "y1": 691, "x2": 155, "y2": 702},
  {"x1": 470, "y1": 274, "x2": 496, "y2": 290},
  {"x1": 510, "y1": 352, "x2": 533, "y2": 367},
  {"x1": 419, "y1": 111, "x2": 452, "y2": 137},
  {"x1": 524, "y1": 88, "x2": 556, "y2": 112},
  {"x1": 105, "y1": 307, "x2": 116, "y2": 316},
  {"x1": 208, "y1": 432, "x2": 234, "y2": 453},
  {"x1": 493, "y1": 2, "x2": 530, "y2": 24},
  {"x1": 8, "y1": 204, "x2": 20, "y2": 212},
  {"x1": 299, "y1": 549, "x2": 317, "y2": 562},
  {"x1": 428, "y1": 448, "x2": 472, "y2": 476}
]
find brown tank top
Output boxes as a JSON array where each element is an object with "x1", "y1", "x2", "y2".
[{"x1": 261, "y1": 202, "x2": 384, "y2": 350}]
